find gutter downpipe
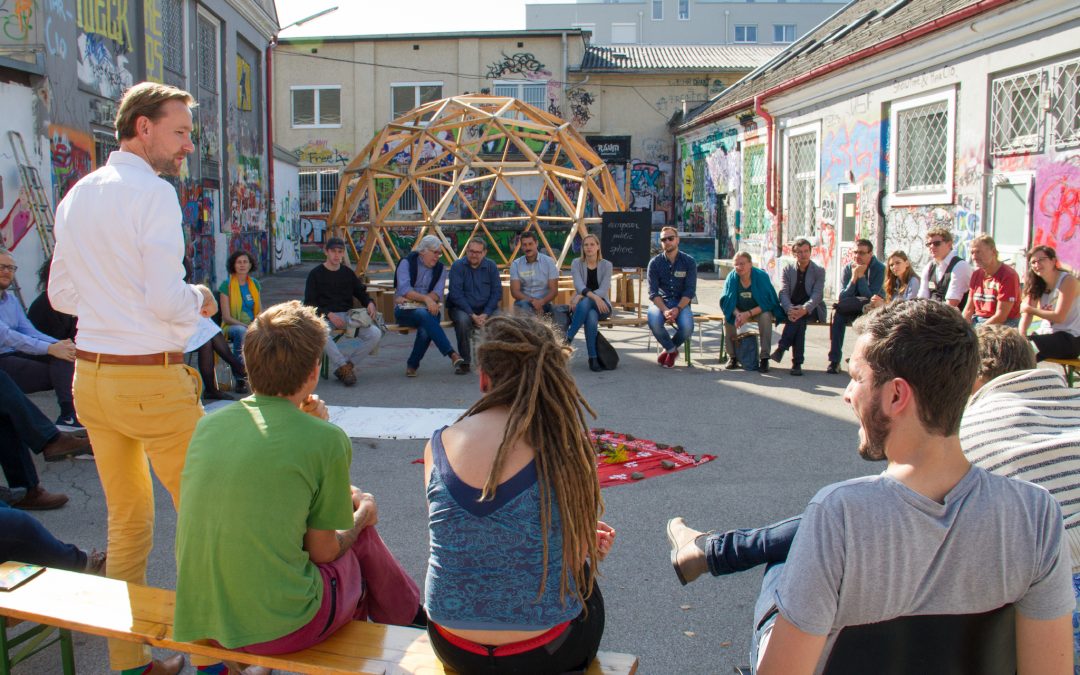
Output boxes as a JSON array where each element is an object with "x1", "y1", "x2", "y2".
[{"x1": 755, "y1": 95, "x2": 777, "y2": 218}]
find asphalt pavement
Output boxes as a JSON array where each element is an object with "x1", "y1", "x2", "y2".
[{"x1": 22, "y1": 262, "x2": 872, "y2": 674}]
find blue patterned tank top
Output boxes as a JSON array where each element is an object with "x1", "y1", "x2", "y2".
[{"x1": 424, "y1": 427, "x2": 581, "y2": 631}]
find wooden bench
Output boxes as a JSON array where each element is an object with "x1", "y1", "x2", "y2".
[
  {"x1": 0, "y1": 563, "x2": 638, "y2": 675},
  {"x1": 1046, "y1": 358, "x2": 1080, "y2": 387}
]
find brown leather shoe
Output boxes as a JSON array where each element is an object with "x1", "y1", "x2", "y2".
[
  {"x1": 14, "y1": 485, "x2": 69, "y2": 511},
  {"x1": 147, "y1": 655, "x2": 185, "y2": 675},
  {"x1": 83, "y1": 549, "x2": 107, "y2": 575},
  {"x1": 41, "y1": 432, "x2": 93, "y2": 462},
  {"x1": 666, "y1": 517, "x2": 710, "y2": 586},
  {"x1": 334, "y1": 361, "x2": 357, "y2": 386}
]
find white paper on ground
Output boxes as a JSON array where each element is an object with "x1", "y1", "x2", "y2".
[{"x1": 327, "y1": 406, "x2": 466, "y2": 439}]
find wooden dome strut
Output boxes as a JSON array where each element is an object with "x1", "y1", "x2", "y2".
[{"x1": 326, "y1": 95, "x2": 627, "y2": 274}]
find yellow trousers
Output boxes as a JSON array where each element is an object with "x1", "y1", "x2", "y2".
[{"x1": 74, "y1": 359, "x2": 207, "y2": 671}]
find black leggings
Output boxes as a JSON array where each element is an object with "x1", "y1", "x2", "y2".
[
  {"x1": 1031, "y1": 331, "x2": 1080, "y2": 361},
  {"x1": 197, "y1": 332, "x2": 245, "y2": 391},
  {"x1": 428, "y1": 582, "x2": 605, "y2": 675}
]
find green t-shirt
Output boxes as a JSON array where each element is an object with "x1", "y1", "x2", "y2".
[
  {"x1": 736, "y1": 281, "x2": 759, "y2": 312},
  {"x1": 173, "y1": 395, "x2": 354, "y2": 647}
]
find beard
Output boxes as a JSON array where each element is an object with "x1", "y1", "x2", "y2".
[
  {"x1": 857, "y1": 395, "x2": 891, "y2": 462},
  {"x1": 149, "y1": 149, "x2": 182, "y2": 176}
]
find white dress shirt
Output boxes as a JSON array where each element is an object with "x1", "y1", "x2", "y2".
[
  {"x1": 917, "y1": 251, "x2": 972, "y2": 303},
  {"x1": 49, "y1": 151, "x2": 202, "y2": 354}
]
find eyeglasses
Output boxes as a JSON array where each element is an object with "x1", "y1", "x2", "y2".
[
  {"x1": 660, "y1": 236, "x2": 676, "y2": 243},
  {"x1": 0, "y1": 264, "x2": 16, "y2": 273},
  {"x1": 1030, "y1": 257, "x2": 1051, "y2": 265},
  {"x1": 926, "y1": 240, "x2": 945, "y2": 248}
]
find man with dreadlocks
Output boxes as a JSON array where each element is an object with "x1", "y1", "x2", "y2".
[{"x1": 423, "y1": 313, "x2": 615, "y2": 674}]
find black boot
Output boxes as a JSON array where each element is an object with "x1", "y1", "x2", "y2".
[{"x1": 589, "y1": 357, "x2": 603, "y2": 372}]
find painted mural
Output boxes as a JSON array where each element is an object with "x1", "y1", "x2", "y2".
[
  {"x1": 295, "y1": 139, "x2": 352, "y2": 166},
  {"x1": 0, "y1": 197, "x2": 33, "y2": 251},
  {"x1": 274, "y1": 189, "x2": 302, "y2": 268},
  {"x1": 49, "y1": 125, "x2": 94, "y2": 204},
  {"x1": 1033, "y1": 158, "x2": 1080, "y2": 268},
  {"x1": 75, "y1": 0, "x2": 135, "y2": 101}
]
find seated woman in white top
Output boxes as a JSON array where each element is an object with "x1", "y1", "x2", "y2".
[
  {"x1": 566, "y1": 234, "x2": 614, "y2": 372},
  {"x1": 1019, "y1": 245, "x2": 1080, "y2": 361},
  {"x1": 869, "y1": 250, "x2": 921, "y2": 310}
]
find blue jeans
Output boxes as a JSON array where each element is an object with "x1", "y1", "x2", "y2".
[
  {"x1": 751, "y1": 562, "x2": 788, "y2": 673},
  {"x1": 225, "y1": 324, "x2": 248, "y2": 362},
  {"x1": 777, "y1": 315, "x2": 809, "y2": 366},
  {"x1": 647, "y1": 304, "x2": 694, "y2": 351},
  {"x1": 0, "y1": 370, "x2": 59, "y2": 490},
  {"x1": 705, "y1": 515, "x2": 801, "y2": 576},
  {"x1": 513, "y1": 299, "x2": 552, "y2": 315},
  {"x1": 828, "y1": 307, "x2": 863, "y2": 364},
  {"x1": 566, "y1": 297, "x2": 611, "y2": 358},
  {"x1": 972, "y1": 316, "x2": 1020, "y2": 327},
  {"x1": 0, "y1": 502, "x2": 86, "y2": 570},
  {"x1": 394, "y1": 307, "x2": 456, "y2": 370}
]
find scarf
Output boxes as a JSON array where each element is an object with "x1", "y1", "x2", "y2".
[{"x1": 228, "y1": 274, "x2": 260, "y2": 325}]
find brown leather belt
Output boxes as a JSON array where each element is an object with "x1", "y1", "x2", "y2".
[{"x1": 76, "y1": 349, "x2": 185, "y2": 366}]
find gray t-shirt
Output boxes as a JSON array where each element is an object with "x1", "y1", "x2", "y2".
[
  {"x1": 775, "y1": 466, "x2": 1073, "y2": 674},
  {"x1": 509, "y1": 254, "x2": 559, "y2": 300}
]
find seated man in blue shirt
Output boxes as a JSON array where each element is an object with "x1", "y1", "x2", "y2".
[
  {"x1": 446, "y1": 237, "x2": 501, "y2": 374},
  {"x1": 394, "y1": 236, "x2": 464, "y2": 378},
  {"x1": 0, "y1": 249, "x2": 79, "y2": 429},
  {"x1": 647, "y1": 227, "x2": 697, "y2": 368},
  {"x1": 827, "y1": 239, "x2": 884, "y2": 374},
  {"x1": 509, "y1": 231, "x2": 559, "y2": 316}
]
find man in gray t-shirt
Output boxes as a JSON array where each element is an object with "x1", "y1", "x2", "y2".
[
  {"x1": 509, "y1": 230, "x2": 559, "y2": 316},
  {"x1": 668, "y1": 301, "x2": 1075, "y2": 674}
]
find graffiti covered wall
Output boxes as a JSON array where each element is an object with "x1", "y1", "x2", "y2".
[{"x1": 273, "y1": 158, "x2": 301, "y2": 269}]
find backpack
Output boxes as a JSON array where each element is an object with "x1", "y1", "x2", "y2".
[
  {"x1": 735, "y1": 333, "x2": 759, "y2": 371},
  {"x1": 596, "y1": 331, "x2": 619, "y2": 370}
]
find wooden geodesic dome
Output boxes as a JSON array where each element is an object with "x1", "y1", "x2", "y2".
[{"x1": 327, "y1": 95, "x2": 627, "y2": 272}]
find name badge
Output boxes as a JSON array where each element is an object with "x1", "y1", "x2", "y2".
[
  {"x1": 520, "y1": 270, "x2": 535, "y2": 278},
  {"x1": 927, "y1": 281, "x2": 938, "y2": 290},
  {"x1": 674, "y1": 270, "x2": 687, "y2": 278}
]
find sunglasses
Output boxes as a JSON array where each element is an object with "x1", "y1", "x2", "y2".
[
  {"x1": 660, "y1": 236, "x2": 676, "y2": 243},
  {"x1": 926, "y1": 240, "x2": 945, "y2": 248}
]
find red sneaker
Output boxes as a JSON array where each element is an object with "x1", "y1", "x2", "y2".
[
  {"x1": 663, "y1": 349, "x2": 678, "y2": 368},
  {"x1": 657, "y1": 351, "x2": 667, "y2": 366}
]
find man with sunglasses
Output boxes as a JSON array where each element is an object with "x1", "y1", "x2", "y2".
[
  {"x1": 917, "y1": 226, "x2": 972, "y2": 309},
  {"x1": 647, "y1": 227, "x2": 697, "y2": 368},
  {"x1": 826, "y1": 239, "x2": 883, "y2": 374}
]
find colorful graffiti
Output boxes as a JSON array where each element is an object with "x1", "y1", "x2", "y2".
[
  {"x1": 144, "y1": 0, "x2": 162, "y2": 82},
  {"x1": 178, "y1": 180, "x2": 218, "y2": 285},
  {"x1": 1, "y1": 0, "x2": 35, "y2": 41},
  {"x1": 300, "y1": 215, "x2": 328, "y2": 244},
  {"x1": 76, "y1": 0, "x2": 131, "y2": 47},
  {"x1": 236, "y1": 55, "x2": 252, "y2": 111},
  {"x1": 821, "y1": 120, "x2": 882, "y2": 188},
  {"x1": 630, "y1": 160, "x2": 670, "y2": 226},
  {"x1": 295, "y1": 140, "x2": 351, "y2": 166},
  {"x1": 76, "y1": 31, "x2": 133, "y2": 98},
  {"x1": 49, "y1": 125, "x2": 94, "y2": 204},
  {"x1": 0, "y1": 198, "x2": 33, "y2": 251},
  {"x1": 274, "y1": 190, "x2": 301, "y2": 268},
  {"x1": 1034, "y1": 161, "x2": 1080, "y2": 267}
]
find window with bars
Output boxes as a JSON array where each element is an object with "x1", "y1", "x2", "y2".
[
  {"x1": 492, "y1": 81, "x2": 547, "y2": 110},
  {"x1": 292, "y1": 87, "x2": 341, "y2": 127},
  {"x1": 197, "y1": 15, "x2": 217, "y2": 92},
  {"x1": 991, "y1": 70, "x2": 1043, "y2": 155},
  {"x1": 742, "y1": 144, "x2": 766, "y2": 237},
  {"x1": 391, "y1": 83, "x2": 443, "y2": 121},
  {"x1": 889, "y1": 88, "x2": 955, "y2": 205},
  {"x1": 299, "y1": 170, "x2": 339, "y2": 213},
  {"x1": 786, "y1": 131, "x2": 818, "y2": 238},
  {"x1": 162, "y1": 0, "x2": 184, "y2": 74},
  {"x1": 1052, "y1": 59, "x2": 1080, "y2": 149}
]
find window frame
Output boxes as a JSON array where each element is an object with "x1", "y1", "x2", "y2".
[
  {"x1": 611, "y1": 22, "x2": 637, "y2": 44},
  {"x1": 651, "y1": 0, "x2": 663, "y2": 21},
  {"x1": 782, "y1": 121, "x2": 821, "y2": 241},
  {"x1": 734, "y1": 24, "x2": 758, "y2": 43},
  {"x1": 989, "y1": 171, "x2": 1034, "y2": 260},
  {"x1": 773, "y1": 24, "x2": 796, "y2": 43},
  {"x1": 678, "y1": 0, "x2": 689, "y2": 21},
  {"x1": 888, "y1": 86, "x2": 956, "y2": 207},
  {"x1": 291, "y1": 85, "x2": 342, "y2": 129},
  {"x1": 492, "y1": 80, "x2": 548, "y2": 110},
  {"x1": 389, "y1": 81, "x2": 444, "y2": 123},
  {"x1": 298, "y1": 169, "x2": 340, "y2": 214}
]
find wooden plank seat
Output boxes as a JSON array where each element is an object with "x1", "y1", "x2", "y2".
[
  {"x1": 0, "y1": 563, "x2": 638, "y2": 675},
  {"x1": 1045, "y1": 358, "x2": 1080, "y2": 387}
]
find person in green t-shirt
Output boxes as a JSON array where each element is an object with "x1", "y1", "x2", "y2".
[{"x1": 173, "y1": 300, "x2": 421, "y2": 667}]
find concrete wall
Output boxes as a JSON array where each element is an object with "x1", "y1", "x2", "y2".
[
  {"x1": 675, "y1": 0, "x2": 1080, "y2": 297},
  {"x1": 527, "y1": 1, "x2": 843, "y2": 45},
  {"x1": 0, "y1": 0, "x2": 274, "y2": 291}
]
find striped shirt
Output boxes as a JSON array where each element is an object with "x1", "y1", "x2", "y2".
[{"x1": 960, "y1": 368, "x2": 1080, "y2": 571}]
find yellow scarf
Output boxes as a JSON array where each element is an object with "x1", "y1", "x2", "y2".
[{"x1": 228, "y1": 274, "x2": 261, "y2": 325}]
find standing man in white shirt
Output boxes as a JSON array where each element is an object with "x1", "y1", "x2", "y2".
[
  {"x1": 49, "y1": 82, "x2": 217, "y2": 675},
  {"x1": 917, "y1": 226, "x2": 972, "y2": 308}
]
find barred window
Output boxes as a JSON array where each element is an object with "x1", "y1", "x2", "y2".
[
  {"x1": 162, "y1": 0, "x2": 184, "y2": 74},
  {"x1": 197, "y1": 15, "x2": 217, "y2": 92},
  {"x1": 492, "y1": 81, "x2": 546, "y2": 110},
  {"x1": 299, "y1": 170, "x2": 339, "y2": 213},
  {"x1": 785, "y1": 131, "x2": 818, "y2": 239},
  {"x1": 742, "y1": 144, "x2": 766, "y2": 237},
  {"x1": 991, "y1": 69, "x2": 1043, "y2": 156},
  {"x1": 889, "y1": 88, "x2": 955, "y2": 206},
  {"x1": 292, "y1": 87, "x2": 341, "y2": 127},
  {"x1": 1052, "y1": 58, "x2": 1080, "y2": 149}
]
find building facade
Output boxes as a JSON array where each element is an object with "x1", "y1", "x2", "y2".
[
  {"x1": 527, "y1": 0, "x2": 844, "y2": 46},
  {"x1": 0, "y1": 0, "x2": 277, "y2": 299},
  {"x1": 675, "y1": 0, "x2": 1080, "y2": 296}
]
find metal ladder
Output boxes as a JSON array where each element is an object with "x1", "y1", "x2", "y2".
[{"x1": 6, "y1": 131, "x2": 56, "y2": 309}]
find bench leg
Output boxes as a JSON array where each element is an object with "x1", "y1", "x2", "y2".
[
  {"x1": 59, "y1": 629, "x2": 75, "y2": 675},
  {"x1": 1, "y1": 620, "x2": 11, "y2": 675},
  {"x1": 0, "y1": 621, "x2": 74, "y2": 675}
]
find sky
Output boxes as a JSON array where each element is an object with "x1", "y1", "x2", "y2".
[{"x1": 274, "y1": 0, "x2": 577, "y2": 39}]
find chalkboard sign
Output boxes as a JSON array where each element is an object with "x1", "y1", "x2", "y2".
[{"x1": 601, "y1": 211, "x2": 652, "y2": 268}]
